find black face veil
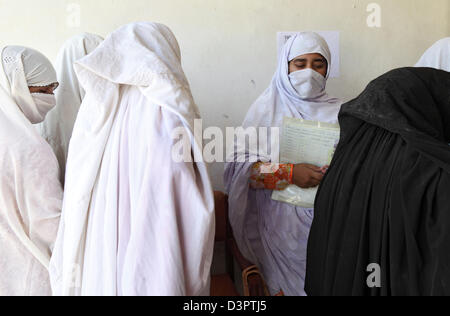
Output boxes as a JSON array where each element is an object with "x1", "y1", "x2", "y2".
[{"x1": 305, "y1": 68, "x2": 450, "y2": 296}]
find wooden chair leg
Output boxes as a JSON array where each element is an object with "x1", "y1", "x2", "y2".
[{"x1": 225, "y1": 242, "x2": 235, "y2": 283}]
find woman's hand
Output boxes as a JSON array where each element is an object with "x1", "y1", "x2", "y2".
[
  {"x1": 292, "y1": 164, "x2": 324, "y2": 188},
  {"x1": 320, "y1": 165, "x2": 330, "y2": 175}
]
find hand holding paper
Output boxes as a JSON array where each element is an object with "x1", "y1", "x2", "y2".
[
  {"x1": 272, "y1": 118, "x2": 340, "y2": 208},
  {"x1": 292, "y1": 163, "x2": 324, "y2": 188}
]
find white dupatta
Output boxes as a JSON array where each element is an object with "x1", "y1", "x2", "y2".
[{"x1": 50, "y1": 22, "x2": 215, "y2": 296}]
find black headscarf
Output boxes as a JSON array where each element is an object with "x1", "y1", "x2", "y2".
[{"x1": 305, "y1": 68, "x2": 450, "y2": 296}]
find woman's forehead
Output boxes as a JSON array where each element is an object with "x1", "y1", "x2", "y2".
[{"x1": 291, "y1": 53, "x2": 326, "y2": 61}]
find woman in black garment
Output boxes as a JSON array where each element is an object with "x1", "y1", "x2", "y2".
[{"x1": 306, "y1": 67, "x2": 450, "y2": 296}]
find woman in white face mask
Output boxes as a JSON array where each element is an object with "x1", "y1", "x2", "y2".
[
  {"x1": 225, "y1": 32, "x2": 342, "y2": 296},
  {"x1": 1, "y1": 46, "x2": 59, "y2": 123},
  {"x1": 288, "y1": 53, "x2": 328, "y2": 98},
  {"x1": 0, "y1": 46, "x2": 63, "y2": 296}
]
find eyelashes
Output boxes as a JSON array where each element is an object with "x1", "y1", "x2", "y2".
[{"x1": 294, "y1": 63, "x2": 326, "y2": 68}]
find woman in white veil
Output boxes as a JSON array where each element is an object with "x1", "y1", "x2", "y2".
[
  {"x1": 0, "y1": 45, "x2": 62, "y2": 296},
  {"x1": 225, "y1": 33, "x2": 342, "y2": 296},
  {"x1": 50, "y1": 22, "x2": 215, "y2": 296}
]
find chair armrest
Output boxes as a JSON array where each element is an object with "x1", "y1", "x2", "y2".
[
  {"x1": 227, "y1": 231, "x2": 269, "y2": 296},
  {"x1": 215, "y1": 191, "x2": 269, "y2": 296}
]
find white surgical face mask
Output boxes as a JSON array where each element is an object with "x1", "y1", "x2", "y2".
[
  {"x1": 289, "y1": 68, "x2": 327, "y2": 100},
  {"x1": 29, "y1": 93, "x2": 56, "y2": 123}
]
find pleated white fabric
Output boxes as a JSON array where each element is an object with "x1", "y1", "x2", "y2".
[
  {"x1": 50, "y1": 22, "x2": 215, "y2": 296},
  {"x1": 38, "y1": 33, "x2": 103, "y2": 184}
]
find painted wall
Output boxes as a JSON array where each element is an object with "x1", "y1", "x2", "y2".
[{"x1": 0, "y1": 0, "x2": 448, "y2": 190}]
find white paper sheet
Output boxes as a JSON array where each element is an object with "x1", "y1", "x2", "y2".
[{"x1": 271, "y1": 117, "x2": 340, "y2": 208}]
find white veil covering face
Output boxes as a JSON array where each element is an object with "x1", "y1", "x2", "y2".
[
  {"x1": 0, "y1": 46, "x2": 62, "y2": 295},
  {"x1": 38, "y1": 33, "x2": 104, "y2": 184},
  {"x1": 50, "y1": 22, "x2": 215, "y2": 296},
  {"x1": 1, "y1": 46, "x2": 57, "y2": 123},
  {"x1": 415, "y1": 38, "x2": 450, "y2": 72}
]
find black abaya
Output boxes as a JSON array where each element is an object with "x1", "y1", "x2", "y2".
[{"x1": 305, "y1": 68, "x2": 450, "y2": 296}]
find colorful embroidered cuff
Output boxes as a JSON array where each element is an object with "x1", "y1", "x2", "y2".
[{"x1": 250, "y1": 163, "x2": 294, "y2": 191}]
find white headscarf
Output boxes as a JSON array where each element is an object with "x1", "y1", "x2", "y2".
[
  {"x1": 50, "y1": 22, "x2": 215, "y2": 296},
  {"x1": 0, "y1": 46, "x2": 62, "y2": 295},
  {"x1": 415, "y1": 38, "x2": 450, "y2": 72},
  {"x1": 38, "y1": 33, "x2": 104, "y2": 184},
  {"x1": 243, "y1": 32, "x2": 341, "y2": 132},
  {"x1": 237, "y1": 32, "x2": 342, "y2": 164},
  {"x1": 1, "y1": 46, "x2": 57, "y2": 124}
]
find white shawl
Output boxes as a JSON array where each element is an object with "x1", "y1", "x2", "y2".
[
  {"x1": 0, "y1": 46, "x2": 62, "y2": 296},
  {"x1": 50, "y1": 22, "x2": 215, "y2": 296},
  {"x1": 38, "y1": 34, "x2": 103, "y2": 184},
  {"x1": 416, "y1": 38, "x2": 450, "y2": 72}
]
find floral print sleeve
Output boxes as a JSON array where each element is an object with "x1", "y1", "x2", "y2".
[{"x1": 250, "y1": 162, "x2": 294, "y2": 191}]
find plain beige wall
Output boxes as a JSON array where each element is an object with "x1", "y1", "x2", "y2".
[{"x1": 0, "y1": 0, "x2": 448, "y2": 189}]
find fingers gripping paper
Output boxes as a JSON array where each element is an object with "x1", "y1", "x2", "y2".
[{"x1": 272, "y1": 118, "x2": 340, "y2": 208}]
